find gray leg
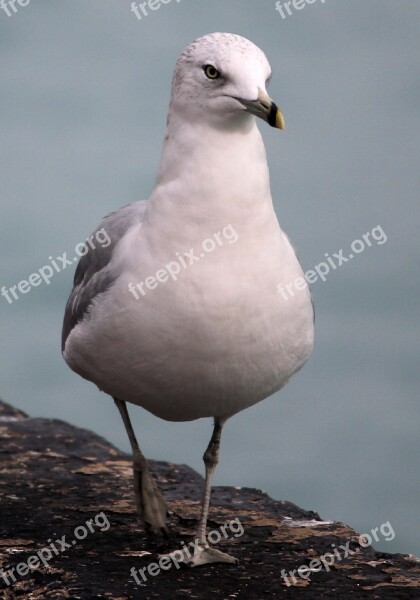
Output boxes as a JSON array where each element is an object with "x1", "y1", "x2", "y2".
[
  {"x1": 162, "y1": 417, "x2": 238, "y2": 566},
  {"x1": 114, "y1": 398, "x2": 167, "y2": 534},
  {"x1": 196, "y1": 417, "x2": 224, "y2": 544}
]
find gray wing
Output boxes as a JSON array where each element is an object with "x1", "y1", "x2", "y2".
[{"x1": 61, "y1": 201, "x2": 147, "y2": 351}]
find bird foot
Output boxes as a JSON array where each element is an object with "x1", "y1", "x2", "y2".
[
  {"x1": 161, "y1": 544, "x2": 238, "y2": 567},
  {"x1": 136, "y1": 468, "x2": 168, "y2": 535},
  {"x1": 185, "y1": 546, "x2": 239, "y2": 567}
]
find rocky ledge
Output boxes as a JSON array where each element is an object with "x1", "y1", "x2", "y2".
[{"x1": 0, "y1": 399, "x2": 419, "y2": 599}]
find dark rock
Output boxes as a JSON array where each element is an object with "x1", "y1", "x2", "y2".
[{"x1": 0, "y1": 399, "x2": 419, "y2": 599}]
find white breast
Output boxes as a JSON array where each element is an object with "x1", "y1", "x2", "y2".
[{"x1": 64, "y1": 216, "x2": 314, "y2": 421}]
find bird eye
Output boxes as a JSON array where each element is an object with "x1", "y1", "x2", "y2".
[{"x1": 203, "y1": 65, "x2": 221, "y2": 80}]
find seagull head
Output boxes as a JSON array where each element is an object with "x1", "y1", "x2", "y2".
[{"x1": 169, "y1": 32, "x2": 285, "y2": 132}]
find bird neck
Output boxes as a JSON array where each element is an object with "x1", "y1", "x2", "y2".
[{"x1": 145, "y1": 116, "x2": 276, "y2": 242}]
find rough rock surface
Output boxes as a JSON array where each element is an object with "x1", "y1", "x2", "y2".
[{"x1": 0, "y1": 399, "x2": 419, "y2": 599}]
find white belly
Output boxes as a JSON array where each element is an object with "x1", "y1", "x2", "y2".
[{"x1": 64, "y1": 227, "x2": 314, "y2": 421}]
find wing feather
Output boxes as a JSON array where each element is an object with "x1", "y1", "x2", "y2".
[{"x1": 61, "y1": 201, "x2": 146, "y2": 351}]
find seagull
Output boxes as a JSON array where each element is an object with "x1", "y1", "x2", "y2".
[{"x1": 62, "y1": 32, "x2": 314, "y2": 566}]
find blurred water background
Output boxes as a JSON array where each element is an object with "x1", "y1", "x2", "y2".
[{"x1": 1, "y1": 0, "x2": 419, "y2": 556}]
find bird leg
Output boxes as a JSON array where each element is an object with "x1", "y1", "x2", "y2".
[
  {"x1": 114, "y1": 398, "x2": 167, "y2": 534},
  {"x1": 162, "y1": 417, "x2": 238, "y2": 567}
]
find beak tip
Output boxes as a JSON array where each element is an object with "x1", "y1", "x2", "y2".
[{"x1": 275, "y1": 110, "x2": 285, "y2": 130}]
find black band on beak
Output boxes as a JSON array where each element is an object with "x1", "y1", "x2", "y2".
[{"x1": 268, "y1": 102, "x2": 279, "y2": 128}]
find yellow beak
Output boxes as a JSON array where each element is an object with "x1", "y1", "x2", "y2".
[{"x1": 236, "y1": 89, "x2": 285, "y2": 130}]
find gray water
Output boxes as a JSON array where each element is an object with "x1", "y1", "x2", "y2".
[{"x1": 1, "y1": 1, "x2": 419, "y2": 558}]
